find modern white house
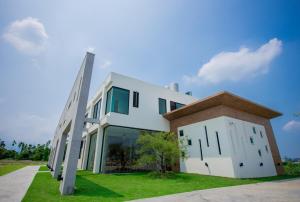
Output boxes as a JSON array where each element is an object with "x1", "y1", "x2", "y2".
[{"x1": 76, "y1": 72, "x2": 284, "y2": 178}]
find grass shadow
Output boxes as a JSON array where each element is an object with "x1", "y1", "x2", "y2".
[{"x1": 74, "y1": 175, "x2": 124, "y2": 198}]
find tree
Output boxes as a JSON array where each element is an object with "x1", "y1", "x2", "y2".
[{"x1": 136, "y1": 131, "x2": 187, "y2": 175}]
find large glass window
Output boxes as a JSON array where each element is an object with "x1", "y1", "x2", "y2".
[
  {"x1": 158, "y1": 98, "x2": 167, "y2": 114},
  {"x1": 102, "y1": 126, "x2": 154, "y2": 173},
  {"x1": 93, "y1": 99, "x2": 101, "y2": 119},
  {"x1": 170, "y1": 101, "x2": 185, "y2": 111},
  {"x1": 105, "y1": 87, "x2": 130, "y2": 115}
]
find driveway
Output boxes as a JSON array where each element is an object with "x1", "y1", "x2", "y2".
[
  {"x1": 0, "y1": 166, "x2": 39, "y2": 202},
  {"x1": 130, "y1": 178, "x2": 300, "y2": 202}
]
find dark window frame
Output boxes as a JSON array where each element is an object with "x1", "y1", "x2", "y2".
[
  {"x1": 204, "y1": 126, "x2": 209, "y2": 147},
  {"x1": 216, "y1": 131, "x2": 221, "y2": 155},
  {"x1": 258, "y1": 149, "x2": 262, "y2": 157},
  {"x1": 179, "y1": 130, "x2": 184, "y2": 137},
  {"x1": 170, "y1": 101, "x2": 185, "y2": 111},
  {"x1": 158, "y1": 98, "x2": 167, "y2": 115},
  {"x1": 188, "y1": 139, "x2": 192, "y2": 146},
  {"x1": 199, "y1": 139, "x2": 203, "y2": 161},
  {"x1": 133, "y1": 91, "x2": 139, "y2": 108},
  {"x1": 253, "y1": 127, "x2": 257, "y2": 134},
  {"x1": 105, "y1": 86, "x2": 130, "y2": 115}
]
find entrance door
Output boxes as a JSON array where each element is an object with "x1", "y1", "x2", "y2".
[{"x1": 87, "y1": 133, "x2": 97, "y2": 171}]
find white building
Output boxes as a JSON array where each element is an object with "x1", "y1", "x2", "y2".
[{"x1": 77, "y1": 72, "x2": 284, "y2": 178}]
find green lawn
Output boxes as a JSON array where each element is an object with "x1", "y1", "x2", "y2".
[
  {"x1": 0, "y1": 160, "x2": 45, "y2": 176},
  {"x1": 39, "y1": 165, "x2": 50, "y2": 171},
  {"x1": 23, "y1": 170, "x2": 299, "y2": 202}
]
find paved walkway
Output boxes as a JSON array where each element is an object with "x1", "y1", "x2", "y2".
[
  {"x1": 0, "y1": 166, "x2": 39, "y2": 202},
  {"x1": 130, "y1": 178, "x2": 300, "y2": 202}
]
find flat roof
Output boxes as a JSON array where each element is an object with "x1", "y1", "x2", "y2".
[{"x1": 164, "y1": 91, "x2": 282, "y2": 121}]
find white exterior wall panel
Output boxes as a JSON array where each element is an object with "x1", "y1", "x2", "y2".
[{"x1": 179, "y1": 116, "x2": 277, "y2": 178}]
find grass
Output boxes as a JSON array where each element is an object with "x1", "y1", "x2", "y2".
[
  {"x1": 23, "y1": 170, "x2": 299, "y2": 202},
  {"x1": 39, "y1": 165, "x2": 50, "y2": 171},
  {"x1": 0, "y1": 159, "x2": 45, "y2": 176}
]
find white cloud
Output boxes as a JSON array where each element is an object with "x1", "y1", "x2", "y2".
[
  {"x1": 184, "y1": 38, "x2": 282, "y2": 84},
  {"x1": 100, "y1": 60, "x2": 112, "y2": 69},
  {"x1": 0, "y1": 113, "x2": 56, "y2": 144},
  {"x1": 283, "y1": 120, "x2": 300, "y2": 133},
  {"x1": 3, "y1": 17, "x2": 48, "y2": 55}
]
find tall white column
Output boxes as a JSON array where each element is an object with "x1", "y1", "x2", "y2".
[
  {"x1": 82, "y1": 134, "x2": 90, "y2": 170},
  {"x1": 51, "y1": 134, "x2": 67, "y2": 179},
  {"x1": 93, "y1": 127, "x2": 104, "y2": 173}
]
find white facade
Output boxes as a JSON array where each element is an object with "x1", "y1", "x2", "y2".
[
  {"x1": 179, "y1": 116, "x2": 277, "y2": 178},
  {"x1": 77, "y1": 72, "x2": 197, "y2": 172}
]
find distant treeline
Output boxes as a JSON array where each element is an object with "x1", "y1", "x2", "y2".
[{"x1": 0, "y1": 138, "x2": 50, "y2": 161}]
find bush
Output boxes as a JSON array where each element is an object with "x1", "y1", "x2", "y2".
[{"x1": 284, "y1": 162, "x2": 300, "y2": 175}]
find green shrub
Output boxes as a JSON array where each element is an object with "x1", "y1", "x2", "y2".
[{"x1": 284, "y1": 162, "x2": 300, "y2": 175}]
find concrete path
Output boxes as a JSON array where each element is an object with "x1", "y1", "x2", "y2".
[
  {"x1": 0, "y1": 166, "x2": 39, "y2": 202},
  {"x1": 130, "y1": 178, "x2": 300, "y2": 202}
]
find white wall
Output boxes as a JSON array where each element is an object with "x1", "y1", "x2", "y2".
[
  {"x1": 179, "y1": 116, "x2": 277, "y2": 178},
  {"x1": 178, "y1": 117, "x2": 236, "y2": 178},
  {"x1": 225, "y1": 117, "x2": 277, "y2": 178},
  {"x1": 87, "y1": 72, "x2": 197, "y2": 132}
]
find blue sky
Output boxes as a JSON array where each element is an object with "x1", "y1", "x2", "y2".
[{"x1": 0, "y1": 0, "x2": 299, "y2": 158}]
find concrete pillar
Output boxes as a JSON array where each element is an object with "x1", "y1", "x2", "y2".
[
  {"x1": 59, "y1": 125, "x2": 82, "y2": 194},
  {"x1": 51, "y1": 135, "x2": 67, "y2": 179},
  {"x1": 93, "y1": 127, "x2": 104, "y2": 173},
  {"x1": 81, "y1": 134, "x2": 90, "y2": 170}
]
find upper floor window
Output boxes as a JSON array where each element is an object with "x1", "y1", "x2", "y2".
[
  {"x1": 133, "y1": 91, "x2": 139, "y2": 108},
  {"x1": 93, "y1": 99, "x2": 101, "y2": 119},
  {"x1": 158, "y1": 98, "x2": 167, "y2": 114},
  {"x1": 170, "y1": 101, "x2": 185, "y2": 111},
  {"x1": 105, "y1": 87, "x2": 129, "y2": 115},
  {"x1": 188, "y1": 139, "x2": 192, "y2": 145},
  {"x1": 260, "y1": 131, "x2": 263, "y2": 138},
  {"x1": 250, "y1": 137, "x2": 254, "y2": 145}
]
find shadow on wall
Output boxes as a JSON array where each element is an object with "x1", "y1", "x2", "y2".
[{"x1": 75, "y1": 175, "x2": 123, "y2": 198}]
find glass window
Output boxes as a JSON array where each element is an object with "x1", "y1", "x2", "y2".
[
  {"x1": 93, "y1": 99, "x2": 101, "y2": 119},
  {"x1": 158, "y1": 98, "x2": 167, "y2": 114},
  {"x1": 250, "y1": 137, "x2": 254, "y2": 144},
  {"x1": 170, "y1": 101, "x2": 185, "y2": 111},
  {"x1": 179, "y1": 130, "x2": 184, "y2": 137},
  {"x1": 133, "y1": 91, "x2": 139, "y2": 108},
  {"x1": 105, "y1": 87, "x2": 130, "y2": 115},
  {"x1": 102, "y1": 126, "x2": 154, "y2": 173},
  {"x1": 188, "y1": 139, "x2": 192, "y2": 145}
]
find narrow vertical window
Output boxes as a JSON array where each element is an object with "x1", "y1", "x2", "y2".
[
  {"x1": 260, "y1": 131, "x2": 263, "y2": 138},
  {"x1": 253, "y1": 127, "x2": 256, "y2": 134},
  {"x1": 258, "y1": 149, "x2": 262, "y2": 157},
  {"x1": 198, "y1": 139, "x2": 203, "y2": 161},
  {"x1": 133, "y1": 91, "x2": 139, "y2": 108},
  {"x1": 204, "y1": 126, "x2": 209, "y2": 147},
  {"x1": 250, "y1": 137, "x2": 254, "y2": 145},
  {"x1": 265, "y1": 145, "x2": 269, "y2": 153},
  {"x1": 188, "y1": 139, "x2": 192, "y2": 145},
  {"x1": 216, "y1": 132, "x2": 221, "y2": 155},
  {"x1": 158, "y1": 98, "x2": 167, "y2": 114},
  {"x1": 179, "y1": 130, "x2": 184, "y2": 137}
]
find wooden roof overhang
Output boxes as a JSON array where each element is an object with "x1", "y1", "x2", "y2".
[{"x1": 164, "y1": 91, "x2": 282, "y2": 121}]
